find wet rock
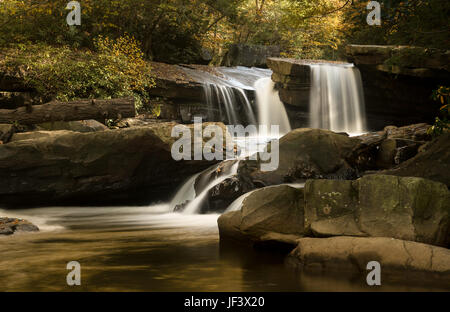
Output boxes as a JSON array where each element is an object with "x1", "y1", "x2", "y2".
[
  {"x1": 288, "y1": 237, "x2": 450, "y2": 278},
  {"x1": 218, "y1": 185, "x2": 305, "y2": 246},
  {"x1": 0, "y1": 217, "x2": 39, "y2": 235},
  {"x1": 193, "y1": 160, "x2": 255, "y2": 213}
]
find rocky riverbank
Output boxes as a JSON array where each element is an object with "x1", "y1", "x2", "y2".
[
  {"x1": 215, "y1": 124, "x2": 449, "y2": 280},
  {"x1": 0, "y1": 118, "x2": 226, "y2": 207}
]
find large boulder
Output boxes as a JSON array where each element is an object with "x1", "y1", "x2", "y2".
[
  {"x1": 0, "y1": 122, "x2": 221, "y2": 207},
  {"x1": 218, "y1": 185, "x2": 305, "y2": 248},
  {"x1": 288, "y1": 237, "x2": 450, "y2": 280},
  {"x1": 240, "y1": 128, "x2": 360, "y2": 187},
  {"x1": 305, "y1": 175, "x2": 450, "y2": 247}
]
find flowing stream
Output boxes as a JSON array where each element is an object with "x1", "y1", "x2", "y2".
[{"x1": 2, "y1": 66, "x2": 443, "y2": 292}]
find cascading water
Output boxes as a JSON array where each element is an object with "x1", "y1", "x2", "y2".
[
  {"x1": 309, "y1": 64, "x2": 366, "y2": 135},
  {"x1": 182, "y1": 66, "x2": 291, "y2": 132},
  {"x1": 172, "y1": 66, "x2": 292, "y2": 214},
  {"x1": 255, "y1": 77, "x2": 292, "y2": 136},
  {"x1": 170, "y1": 161, "x2": 240, "y2": 215}
]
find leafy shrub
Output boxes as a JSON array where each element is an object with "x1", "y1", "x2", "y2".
[{"x1": 0, "y1": 35, "x2": 155, "y2": 112}]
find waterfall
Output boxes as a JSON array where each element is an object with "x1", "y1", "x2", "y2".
[
  {"x1": 174, "y1": 161, "x2": 240, "y2": 215},
  {"x1": 183, "y1": 66, "x2": 291, "y2": 133},
  {"x1": 309, "y1": 64, "x2": 366, "y2": 135},
  {"x1": 171, "y1": 67, "x2": 292, "y2": 215},
  {"x1": 203, "y1": 84, "x2": 256, "y2": 125},
  {"x1": 255, "y1": 77, "x2": 292, "y2": 136}
]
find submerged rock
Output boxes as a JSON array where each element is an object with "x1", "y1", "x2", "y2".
[{"x1": 0, "y1": 217, "x2": 39, "y2": 235}]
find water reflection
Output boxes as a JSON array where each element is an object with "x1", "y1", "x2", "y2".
[{"x1": 0, "y1": 206, "x2": 448, "y2": 291}]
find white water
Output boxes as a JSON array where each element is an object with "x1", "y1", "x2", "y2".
[
  {"x1": 183, "y1": 66, "x2": 292, "y2": 134},
  {"x1": 172, "y1": 64, "x2": 367, "y2": 216},
  {"x1": 309, "y1": 64, "x2": 366, "y2": 135},
  {"x1": 255, "y1": 77, "x2": 292, "y2": 136},
  {"x1": 170, "y1": 172, "x2": 202, "y2": 209},
  {"x1": 181, "y1": 161, "x2": 240, "y2": 214}
]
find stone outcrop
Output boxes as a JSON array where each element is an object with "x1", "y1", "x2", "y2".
[
  {"x1": 346, "y1": 45, "x2": 450, "y2": 78},
  {"x1": 222, "y1": 44, "x2": 280, "y2": 68},
  {"x1": 0, "y1": 217, "x2": 39, "y2": 235},
  {"x1": 266, "y1": 58, "x2": 313, "y2": 129},
  {"x1": 267, "y1": 51, "x2": 450, "y2": 130},
  {"x1": 379, "y1": 131, "x2": 450, "y2": 187},
  {"x1": 346, "y1": 45, "x2": 450, "y2": 130},
  {"x1": 305, "y1": 175, "x2": 450, "y2": 247},
  {"x1": 0, "y1": 122, "x2": 223, "y2": 207},
  {"x1": 288, "y1": 237, "x2": 450, "y2": 278},
  {"x1": 350, "y1": 123, "x2": 431, "y2": 171}
]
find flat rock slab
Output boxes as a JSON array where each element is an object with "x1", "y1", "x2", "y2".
[
  {"x1": 289, "y1": 236, "x2": 450, "y2": 277},
  {"x1": 0, "y1": 217, "x2": 39, "y2": 235}
]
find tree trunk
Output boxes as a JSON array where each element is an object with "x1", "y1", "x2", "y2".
[{"x1": 0, "y1": 97, "x2": 136, "y2": 125}]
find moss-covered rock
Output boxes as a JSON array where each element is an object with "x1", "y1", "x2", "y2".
[
  {"x1": 358, "y1": 175, "x2": 450, "y2": 246},
  {"x1": 302, "y1": 175, "x2": 450, "y2": 246}
]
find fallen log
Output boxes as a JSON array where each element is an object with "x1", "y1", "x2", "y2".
[{"x1": 0, "y1": 97, "x2": 135, "y2": 125}]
